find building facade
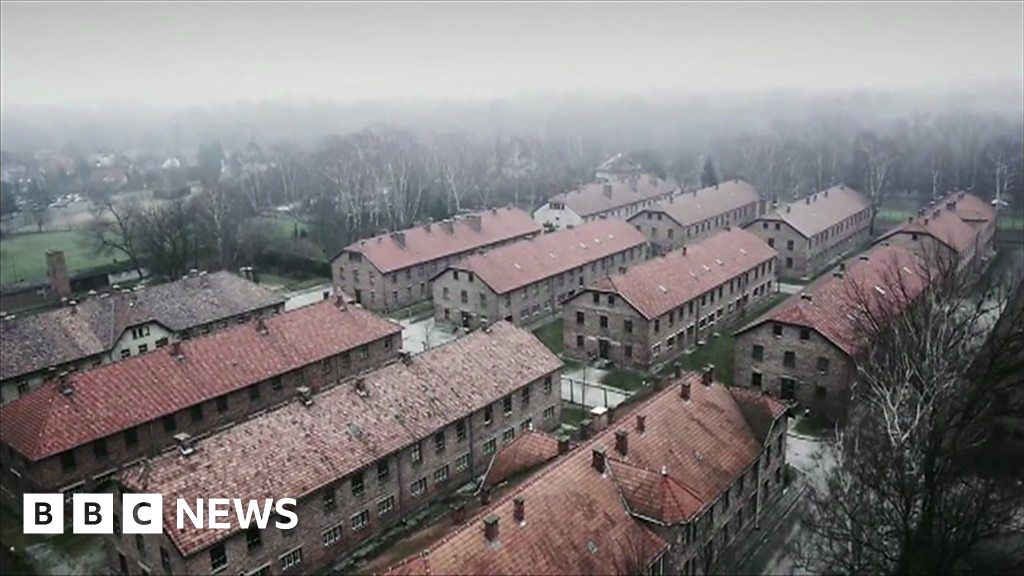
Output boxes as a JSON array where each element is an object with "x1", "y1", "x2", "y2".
[
  {"x1": 0, "y1": 270, "x2": 285, "y2": 404},
  {"x1": 627, "y1": 179, "x2": 763, "y2": 254},
  {"x1": 106, "y1": 322, "x2": 563, "y2": 576},
  {"x1": 431, "y1": 220, "x2": 649, "y2": 330},
  {"x1": 332, "y1": 207, "x2": 541, "y2": 312},
  {"x1": 0, "y1": 299, "x2": 401, "y2": 502},
  {"x1": 562, "y1": 228, "x2": 777, "y2": 371},
  {"x1": 533, "y1": 174, "x2": 677, "y2": 231},
  {"x1": 743, "y1": 185, "x2": 871, "y2": 280},
  {"x1": 733, "y1": 244, "x2": 929, "y2": 424},
  {"x1": 388, "y1": 369, "x2": 789, "y2": 576}
]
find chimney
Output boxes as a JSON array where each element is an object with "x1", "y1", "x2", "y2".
[
  {"x1": 800, "y1": 293, "x2": 813, "y2": 302},
  {"x1": 334, "y1": 294, "x2": 347, "y2": 309},
  {"x1": 391, "y1": 231, "x2": 406, "y2": 247},
  {"x1": 483, "y1": 515, "x2": 500, "y2": 545},
  {"x1": 513, "y1": 496, "x2": 525, "y2": 525},
  {"x1": 839, "y1": 262, "x2": 846, "y2": 272},
  {"x1": 399, "y1": 351, "x2": 412, "y2": 364},
  {"x1": 173, "y1": 432, "x2": 196, "y2": 457},
  {"x1": 673, "y1": 363, "x2": 682, "y2": 378},
  {"x1": 636, "y1": 414, "x2": 646, "y2": 434},
  {"x1": 682, "y1": 245, "x2": 688, "y2": 256},
  {"x1": 603, "y1": 183, "x2": 613, "y2": 198},
  {"x1": 786, "y1": 205, "x2": 792, "y2": 213},
  {"x1": 451, "y1": 503, "x2": 466, "y2": 525},
  {"x1": 298, "y1": 386, "x2": 314, "y2": 406},
  {"x1": 824, "y1": 188, "x2": 830, "y2": 197},
  {"x1": 256, "y1": 317, "x2": 268, "y2": 335},
  {"x1": 46, "y1": 250, "x2": 72, "y2": 299},
  {"x1": 557, "y1": 434, "x2": 570, "y2": 455},
  {"x1": 680, "y1": 380, "x2": 691, "y2": 401},
  {"x1": 589, "y1": 405, "x2": 609, "y2": 433},
  {"x1": 614, "y1": 430, "x2": 628, "y2": 456},
  {"x1": 354, "y1": 378, "x2": 368, "y2": 397},
  {"x1": 467, "y1": 214, "x2": 482, "y2": 232},
  {"x1": 69, "y1": 300, "x2": 78, "y2": 314},
  {"x1": 805, "y1": 197, "x2": 811, "y2": 205},
  {"x1": 580, "y1": 418, "x2": 593, "y2": 439},
  {"x1": 424, "y1": 220, "x2": 432, "y2": 232},
  {"x1": 171, "y1": 341, "x2": 184, "y2": 361},
  {"x1": 480, "y1": 486, "x2": 491, "y2": 506},
  {"x1": 592, "y1": 447, "x2": 606, "y2": 474},
  {"x1": 702, "y1": 364, "x2": 715, "y2": 386},
  {"x1": 859, "y1": 255, "x2": 870, "y2": 261},
  {"x1": 57, "y1": 372, "x2": 74, "y2": 397}
]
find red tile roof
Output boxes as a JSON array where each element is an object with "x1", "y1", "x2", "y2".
[
  {"x1": 641, "y1": 179, "x2": 761, "y2": 227},
  {"x1": 877, "y1": 191, "x2": 994, "y2": 254},
  {"x1": 549, "y1": 175, "x2": 677, "y2": 217},
  {"x1": 586, "y1": 228, "x2": 776, "y2": 319},
  {"x1": 448, "y1": 220, "x2": 648, "y2": 295},
  {"x1": 763, "y1": 185, "x2": 870, "y2": 238},
  {"x1": 481, "y1": 430, "x2": 562, "y2": 488},
  {"x1": 120, "y1": 321, "x2": 562, "y2": 557},
  {"x1": 1, "y1": 271, "x2": 284, "y2": 382},
  {"x1": 387, "y1": 374, "x2": 787, "y2": 574},
  {"x1": 0, "y1": 300, "x2": 401, "y2": 462},
  {"x1": 737, "y1": 244, "x2": 930, "y2": 356},
  {"x1": 338, "y1": 207, "x2": 541, "y2": 274}
]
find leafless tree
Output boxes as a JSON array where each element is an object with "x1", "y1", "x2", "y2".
[
  {"x1": 856, "y1": 131, "x2": 899, "y2": 235},
  {"x1": 798, "y1": 245, "x2": 1024, "y2": 574},
  {"x1": 86, "y1": 199, "x2": 146, "y2": 278}
]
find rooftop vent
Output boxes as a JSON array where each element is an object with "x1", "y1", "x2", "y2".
[
  {"x1": 256, "y1": 317, "x2": 269, "y2": 335},
  {"x1": 174, "y1": 432, "x2": 196, "y2": 457},
  {"x1": 701, "y1": 364, "x2": 715, "y2": 386},
  {"x1": 171, "y1": 341, "x2": 185, "y2": 361},
  {"x1": 513, "y1": 496, "x2": 526, "y2": 526},
  {"x1": 592, "y1": 447, "x2": 607, "y2": 474},
  {"x1": 354, "y1": 378, "x2": 369, "y2": 397},
  {"x1": 298, "y1": 386, "x2": 314, "y2": 406},
  {"x1": 614, "y1": 430, "x2": 628, "y2": 456},
  {"x1": 484, "y1": 515, "x2": 500, "y2": 546}
]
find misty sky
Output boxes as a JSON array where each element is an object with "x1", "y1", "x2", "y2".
[{"x1": 1, "y1": 2, "x2": 1022, "y2": 112}]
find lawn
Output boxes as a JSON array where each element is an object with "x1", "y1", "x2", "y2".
[
  {"x1": 0, "y1": 230, "x2": 113, "y2": 284},
  {"x1": 560, "y1": 403, "x2": 589, "y2": 428},
  {"x1": 685, "y1": 333, "x2": 736, "y2": 385},
  {"x1": 532, "y1": 318, "x2": 565, "y2": 356},
  {"x1": 601, "y1": 369, "x2": 650, "y2": 392},
  {"x1": 252, "y1": 214, "x2": 314, "y2": 243}
]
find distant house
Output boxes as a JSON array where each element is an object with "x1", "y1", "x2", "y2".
[
  {"x1": 533, "y1": 174, "x2": 677, "y2": 231},
  {"x1": 431, "y1": 220, "x2": 649, "y2": 330},
  {"x1": 0, "y1": 270, "x2": 285, "y2": 404},
  {"x1": 332, "y1": 207, "x2": 542, "y2": 312},
  {"x1": 627, "y1": 179, "x2": 763, "y2": 253},
  {"x1": 744, "y1": 185, "x2": 871, "y2": 280},
  {"x1": 88, "y1": 166, "x2": 129, "y2": 191},
  {"x1": 595, "y1": 152, "x2": 642, "y2": 182}
]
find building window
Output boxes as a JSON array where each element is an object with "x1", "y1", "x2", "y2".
[
  {"x1": 124, "y1": 427, "x2": 138, "y2": 448},
  {"x1": 411, "y1": 477, "x2": 427, "y2": 497},
  {"x1": 576, "y1": 335, "x2": 584, "y2": 348},
  {"x1": 521, "y1": 417, "x2": 533, "y2": 432},
  {"x1": 786, "y1": 240, "x2": 794, "y2": 251},
  {"x1": 159, "y1": 547, "x2": 171, "y2": 572},
  {"x1": 216, "y1": 396, "x2": 228, "y2": 413},
  {"x1": 785, "y1": 257, "x2": 793, "y2": 268},
  {"x1": 623, "y1": 319, "x2": 633, "y2": 334},
  {"x1": 599, "y1": 315, "x2": 608, "y2": 329},
  {"x1": 377, "y1": 459, "x2": 390, "y2": 482},
  {"x1": 502, "y1": 427, "x2": 516, "y2": 444},
  {"x1": 209, "y1": 544, "x2": 227, "y2": 572},
  {"x1": 322, "y1": 525, "x2": 341, "y2": 547},
  {"x1": 484, "y1": 405, "x2": 493, "y2": 425},
  {"x1": 542, "y1": 375, "x2": 553, "y2": 394},
  {"x1": 455, "y1": 419, "x2": 467, "y2": 441},
  {"x1": 625, "y1": 345, "x2": 633, "y2": 358},
  {"x1": 772, "y1": 324, "x2": 783, "y2": 337},
  {"x1": 351, "y1": 471, "x2": 365, "y2": 497},
  {"x1": 279, "y1": 548, "x2": 302, "y2": 572},
  {"x1": 93, "y1": 438, "x2": 108, "y2": 460},
  {"x1": 138, "y1": 343, "x2": 148, "y2": 354},
  {"x1": 503, "y1": 395, "x2": 513, "y2": 415},
  {"x1": 799, "y1": 328, "x2": 810, "y2": 340},
  {"x1": 752, "y1": 345, "x2": 764, "y2": 361},
  {"x1": 323, "y1": 487, "x2": 336, "y2": 511},
  {"x1": 434, "y1": 465, "x2": 450, "y2": 484},
  {"x1": 378, "y1": 495, "x2": 395, "y2": 516},
  {"x1": 455, "y1": 452, "x2": 470, "y2": 472},
  {"x1": 411, "y1": 442, "x2": 422, "y2": 465},
  {"x1": 751, "y1": 372, "x2": 763, "y2": 388},
  {"x1": 543, "y1": 405, "x2": 555, "y2": 420},
  {"x1": 783, "y1": 351, "x2": 796, "y2": 368},
  {"x1": 576, "y1": 311, "x2": 585, "y2": 325},
  {"x1": 521, "y1": 386, "x2": 531, "y2": 407},
  {"x1": 781, "y1": 377, "x2": 796, "y2": 400},
  {"x1": 484, "y1": 438, "x2": 497, "y2": 455},
  {"x1": 816, "y1": 357, "x2": 830, "y2": 374},
  {"x1": 654, "y1": 319, "x2": 660, "y2": 333},
  {"x1": 351, "y1": 510, "x2": 369, "y2": 532},
  {"x1": 434, "y1": 431, "x2": 446, "y2": 454},
  {"x1": 249, "y1": 383, "x2": 261, "y2": 401}
]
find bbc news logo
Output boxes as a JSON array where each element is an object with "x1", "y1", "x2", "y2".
[{"x1": 24, "y1": 494, "x2": 298, "y2": 535}]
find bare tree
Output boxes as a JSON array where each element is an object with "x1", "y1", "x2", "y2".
[
  {"x1": 856, "y1": 131, "x2": 899, "y2": 236},
  {"x1": 86, "y1": 199, "x2": 146, "y2": 278},
  {"x1": 799, "y1": 245, "x2": 1024, "y2": 574}
]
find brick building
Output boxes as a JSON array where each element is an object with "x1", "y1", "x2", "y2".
[
  {"x1": 877, "y1": 191, "x2": 997, "y2": 273},
  {"x1": 733, "y1": 244, "x2": 929, "y2": 424},
  {"x1": 0, "y1": 270, "x2": 285, "y2": 404},
  {"x1": 331, "y1": 207, "x2": 541, "y2": 312},
  {"x1": 107, "y1": 321, "x2": 562, "y2": 576},
  {"x1": 532, "y1": 174, "x2": 677, "y2": 231},
  {"x1": 431, "y1": 220, "x2": 649, "y2": 330},
  {"x1": 388, "y1": 368, "x2": 789, "y2": 575},
  {"x1": 563, "y1": 228, "x2": 777, "y2": 371},
  {"x1": 743, "y1": 185, "x2": 871, "y2": 280},
  {"x1": 0, "y1": 299, "x2": 401, "y2": 502},
  {"x1": 627, "y1": 179, "x2": 763, "y2": 254}
]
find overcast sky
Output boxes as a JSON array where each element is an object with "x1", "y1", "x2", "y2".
[{"x1": 1, "y1": 2, "x2": 1021, "y2": 112}]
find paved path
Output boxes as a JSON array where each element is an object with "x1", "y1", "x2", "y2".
[
  {"x1": 283, "y1": 283, "x2": 333, "y2": 311},
  {"x1": 559, "y1": 377, "x2": 630, "y2": 409}
]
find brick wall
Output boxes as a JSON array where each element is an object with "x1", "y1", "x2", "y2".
[
  {"x1": 563, "y1": 257, "x2": 776, "y2": 371},
  {"x1": 0, "y1": 334, "x2": 400, "y2": 503},
  {"x1": 746, "y1": 208, "x2": 871, "y2": 280},
  {"x1": 734, "y1": 321, "x2": 855, "y2": 424},
  {"x1": 105, "y1": 369, "x2": 562, "y2": 576},
  {"x1": 629, "y1": 202, "x2": 760, "y2": 254}
]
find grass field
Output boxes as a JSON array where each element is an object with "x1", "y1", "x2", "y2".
[
  {"x1": 532, "y1": 318, "x2": 565, "y2": 355},
  {"x1": 0, "y1": 230, "x2": 113, "y2": 284},
  {"x1": 252, "y1": 214, "x2": 314, "y2": 243},
  {"x1": 877, "y1": 209, "x2": 1024, "y2": 230}
]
